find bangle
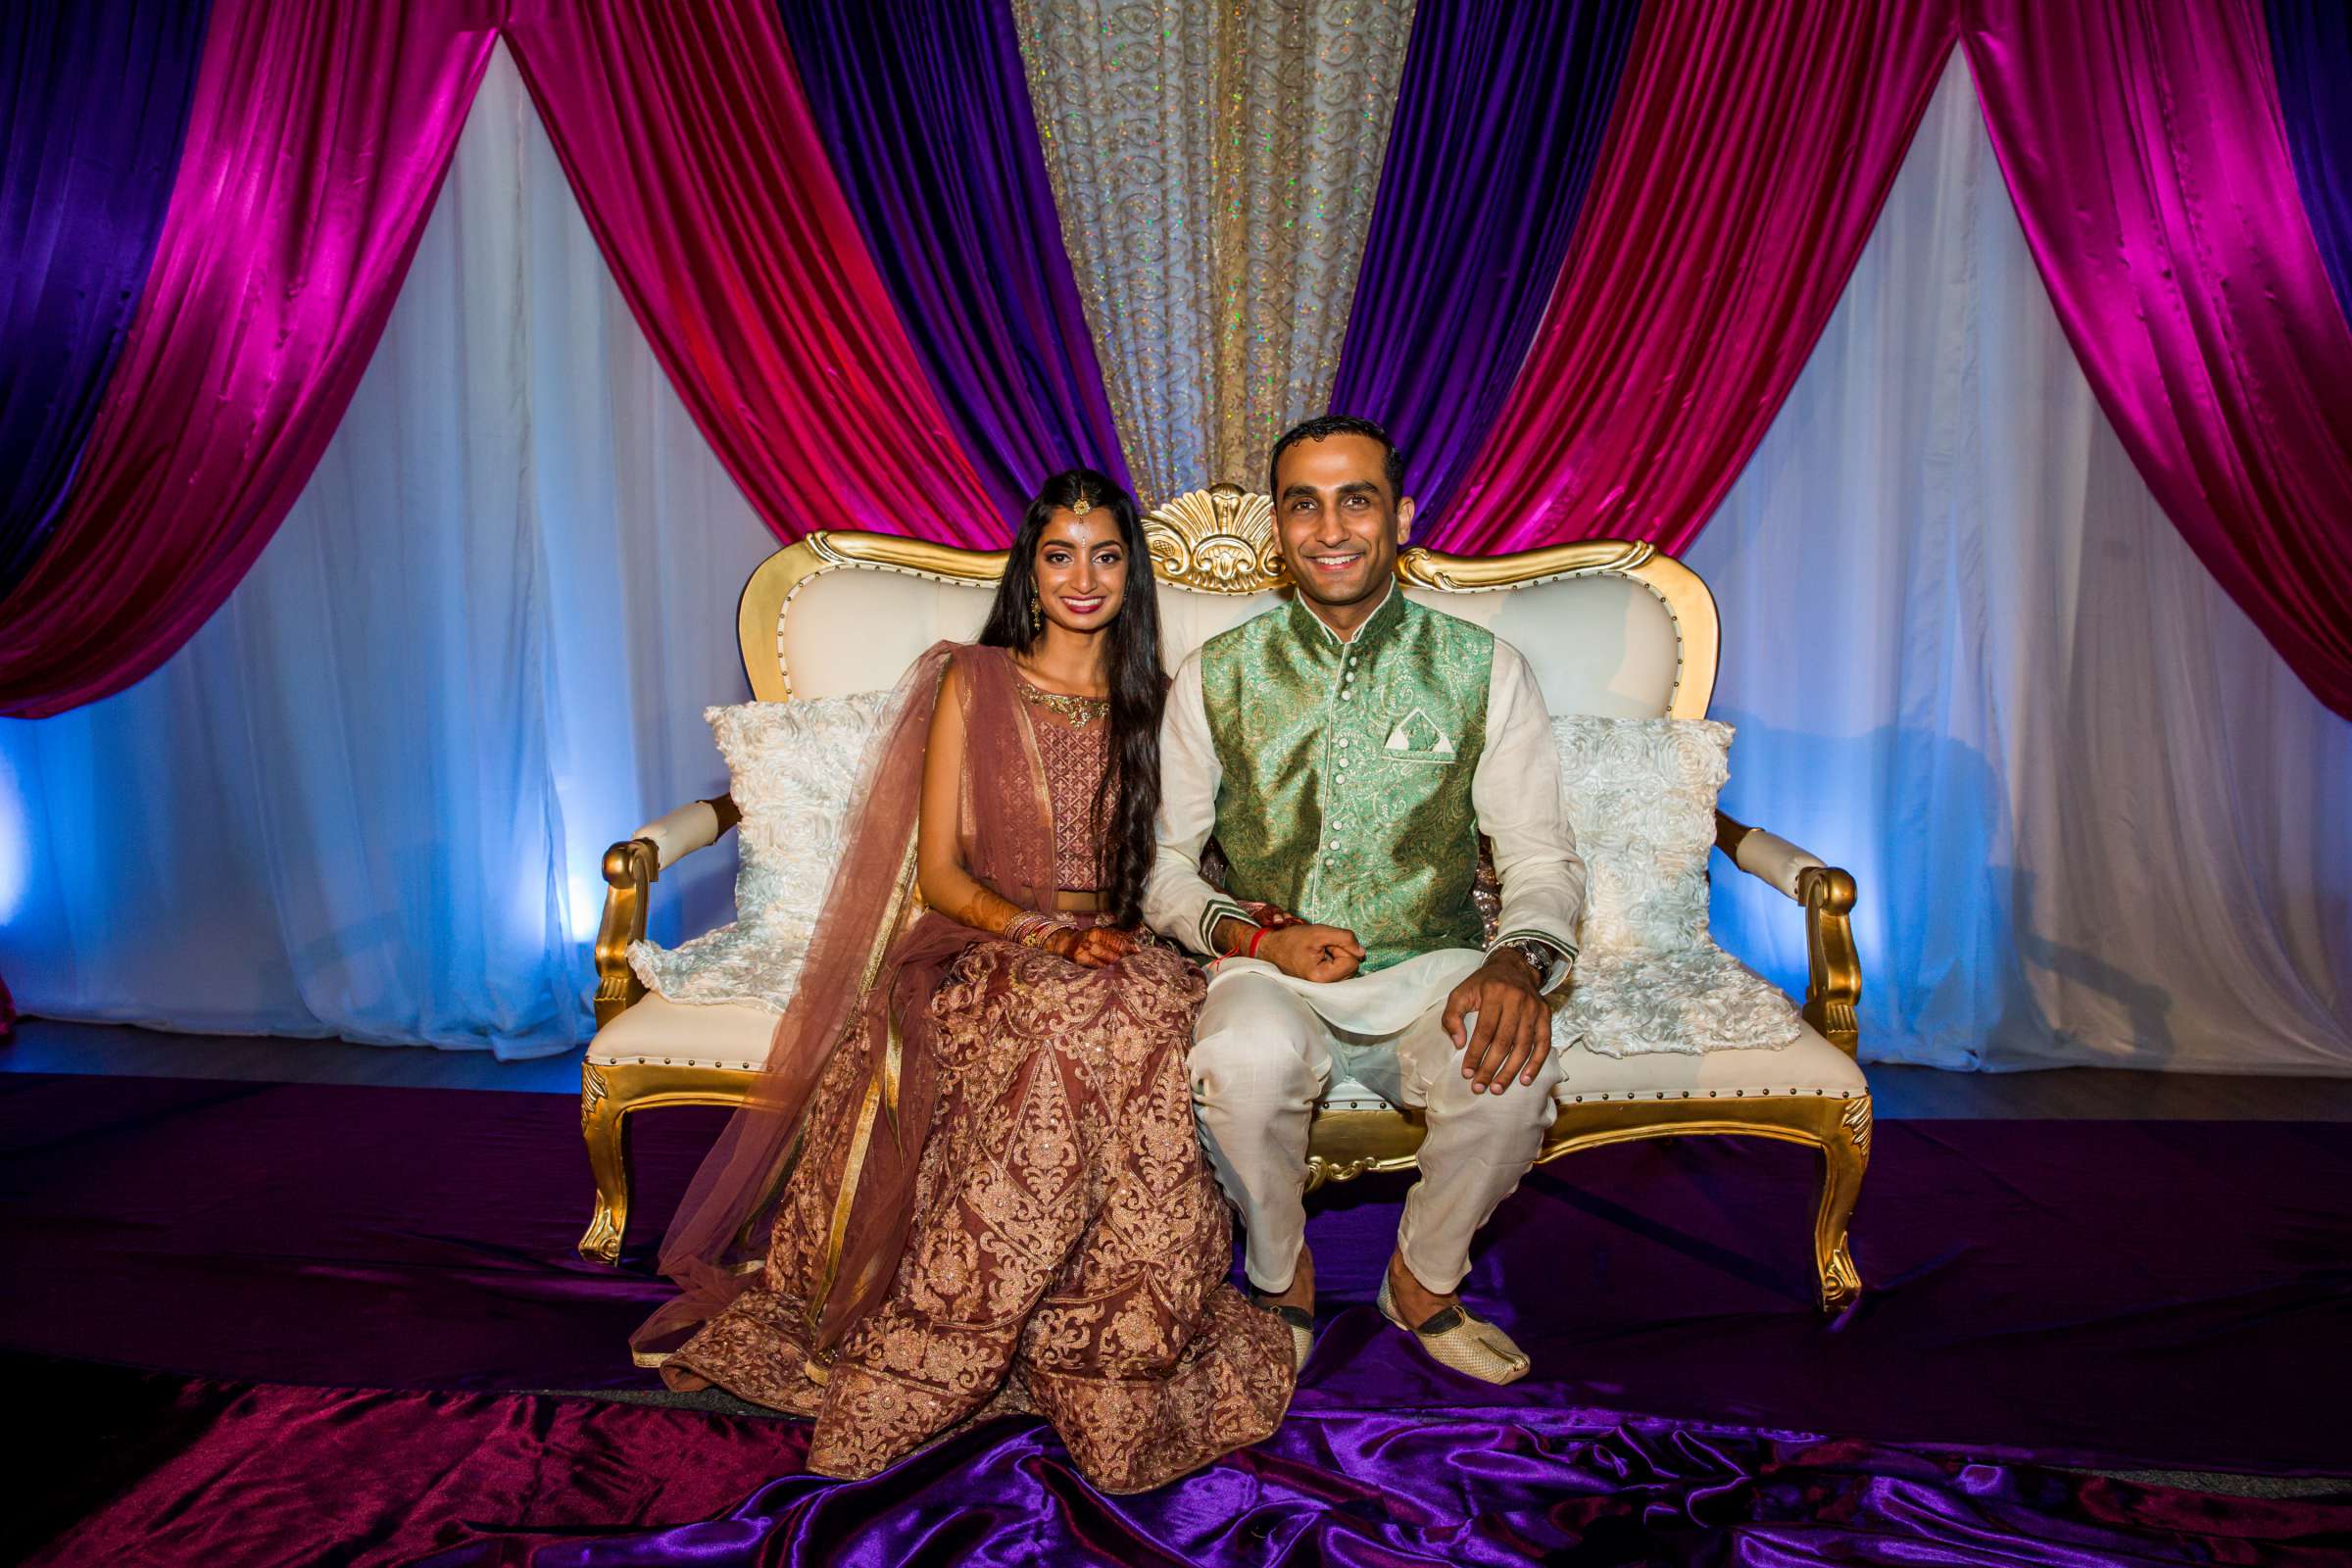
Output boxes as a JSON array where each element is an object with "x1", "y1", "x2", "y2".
[{"x1": 1004, "y1": 911, "x2": 1074, "y2": 950}]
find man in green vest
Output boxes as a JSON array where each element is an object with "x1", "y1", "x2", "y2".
[{"x1": 1145, "y1": 416, "x2": 1587, "y2": 1385}]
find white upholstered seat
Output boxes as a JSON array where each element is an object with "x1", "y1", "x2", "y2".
[{"x1": 587, "y1": 994, "x2": 1866, "y2": 1102}]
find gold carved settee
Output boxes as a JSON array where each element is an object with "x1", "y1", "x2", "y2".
[{"x1": 580, "y1": 487, "x2": 1869, "y2": 1309}]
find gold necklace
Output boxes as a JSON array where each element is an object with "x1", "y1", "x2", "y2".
[{"x1": 1015, "y1": 675, "x2": 1108, "y2": 727}]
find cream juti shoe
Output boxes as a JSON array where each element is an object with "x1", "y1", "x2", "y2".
[
  {"x1": 1251, "y1": 1295, "x2": 1316, "y2": 1374},
  {"x1": 1377, "y1": 1272, "x2": 1533, "y2": 1385}
]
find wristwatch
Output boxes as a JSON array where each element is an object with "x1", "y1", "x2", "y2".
[{"x1": 1494, "y1": 937, "x2": 1564, "y2": 990}]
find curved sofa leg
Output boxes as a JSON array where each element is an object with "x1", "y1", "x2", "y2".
[
  {"x1": 1814, "y1": 1094, "x2": 1871, "y2": 1311},
  {"x1": 579, "y1": 1061, "x2": 631, "y2": 1265}
]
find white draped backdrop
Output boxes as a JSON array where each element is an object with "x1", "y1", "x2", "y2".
[{"x1": 2, "y1": 51, "x2": 2345, "y2": 1070}]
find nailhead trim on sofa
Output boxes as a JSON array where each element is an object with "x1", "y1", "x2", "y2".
[{"x1": 588, "y1": 1051, "x2": 1863, "y2": 1104}]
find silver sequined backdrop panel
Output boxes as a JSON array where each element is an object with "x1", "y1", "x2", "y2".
[
  {"x1": 1011, "y1": 0, "x2": 1221, "y2": 508},
  {"x1": 1012, "y1": 0, "x2": 1414, "y2": 506},
  {"x1": 1212, "y1": 0, "x2": 1413, "y2": 492}
]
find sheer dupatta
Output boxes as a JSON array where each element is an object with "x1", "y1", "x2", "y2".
[{"x1": 632, "y1": 644, "x2": 1059, "y2": 1364}]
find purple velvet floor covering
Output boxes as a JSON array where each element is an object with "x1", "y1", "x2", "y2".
[
  {"x1": 16, "y1": 1349, "x2": 2350, "y2": 1567},
  {"x1": 5, "y1": 1072, "x2": 2349, "y2": 1561},
  {"x1": 4, "y1": 1073, "x2": 2343, "y2": 1475}
]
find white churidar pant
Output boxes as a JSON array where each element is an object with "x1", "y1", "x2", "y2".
[{"x1": 1187, "y1": 952, "x2": 1563, "y2": 1296}]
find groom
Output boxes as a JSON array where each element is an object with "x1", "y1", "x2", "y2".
[{"x1": 1144, "y1": 415, "x2": 1586, "y2": 1384}]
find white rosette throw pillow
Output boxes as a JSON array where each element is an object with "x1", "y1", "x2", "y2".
[
  {"x1": 1552, "y1": 716, "x2": 1802, "y2": 1057},
  {"x1": 627, "y1": 693, "x2": 896, "y2": 1013}
]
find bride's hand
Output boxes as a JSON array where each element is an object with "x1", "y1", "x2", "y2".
[
  {"x1": 1240, "y1": 900, "x2": 1304, "y2": 931},
  {"x1": 1066, "y1": 925, "x2": 1138, "y2": 968}
]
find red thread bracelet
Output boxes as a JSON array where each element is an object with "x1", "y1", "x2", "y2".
[{"x1": 1247, "y1": 925, "x2": 1269, "y2": 959}]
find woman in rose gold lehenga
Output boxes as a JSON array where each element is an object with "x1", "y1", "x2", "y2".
[{"x1": 633, "y1": 470, "x2": 1293, "y2": 1494}]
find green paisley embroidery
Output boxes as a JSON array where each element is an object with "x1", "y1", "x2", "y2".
[{"x1": 1202, "y1": 591, "x2": 1492, "y2": 971}]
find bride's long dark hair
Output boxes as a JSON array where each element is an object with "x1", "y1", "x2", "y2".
[{"x1": 977, "y1": 468, "x2": 1163, "y2": 927}]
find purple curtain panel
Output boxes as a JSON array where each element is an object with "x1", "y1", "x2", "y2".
[
  {"x1": 1328, "y1": 0, "x2": 1641, "y2": 525},
  {"x1": 0, "y1": 0, "x2": 211, "y2": 597},
  {"x1": 0, "y1": 0, "x2": 497, "y2": 719},
  {"x1": 1431, "y1": 0, "x2": 1959, "y2": 558},
  {"x1": 2267, "y1": 0, "x2": 2352, "y2": 323},
  {"x1": 1968, "y1": 0, "x2": 2352, "y2": 719},
  {"x1": 775, "y1": 0, "x2": 1132, "y2": 515},
  {"x1": 502, "y1": 1, "x2": 1003, "y2": 556}
]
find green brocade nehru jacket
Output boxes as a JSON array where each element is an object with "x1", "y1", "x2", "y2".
[{"x1": 1200, "y1": 591, "x2": 1492, "y2": 972}]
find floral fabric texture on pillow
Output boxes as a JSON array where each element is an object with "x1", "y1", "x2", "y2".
[
  {"x1": 1551, "y1": 715, "x2": 1803, "y2": 1057},
  {"x1": 628, "y1": 693, "x2": 896, "y2": 1013}
]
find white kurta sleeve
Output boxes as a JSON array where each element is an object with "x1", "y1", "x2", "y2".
[
  {"x1": 1475, "y1": 639, "x2": 1586, "y2": 987},
  {"x1": 1146, "y1": 651, "x2": 1253, "y2": 956}
]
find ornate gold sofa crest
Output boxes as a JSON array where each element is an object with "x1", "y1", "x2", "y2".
[{"x1": 1145, "y1": 485, "x2": 1287, "y2": 592}]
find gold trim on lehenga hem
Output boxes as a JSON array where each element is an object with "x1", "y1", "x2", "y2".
[{"x1": 663, "y1": 939, "x2": 1296, "y2": 1493}]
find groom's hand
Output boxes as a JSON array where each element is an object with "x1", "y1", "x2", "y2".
[
  {"x1": 1443, "y1": 955, "x2": 1550, "y2": 1094},
  {"x1": 1258, "y1": 923, "x2": 1365, "y2": 983}
]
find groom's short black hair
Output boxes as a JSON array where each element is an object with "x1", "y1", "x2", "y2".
[{"x1": 1269, "y1": 415, "x2": 1407, "y2": 503}]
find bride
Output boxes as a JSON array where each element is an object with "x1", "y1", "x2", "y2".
[{"x1": 634, "y1": 469, "x2": 1294, "y2": 1493}]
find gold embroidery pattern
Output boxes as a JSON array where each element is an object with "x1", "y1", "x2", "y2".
[
  {"x1": 1022, "y1": 689, "x2": 1114, "y2": 891},
  {"x1": 1015, "y1": 676, "x2": 1108, "y2": 729},
  {"x1": 666, "y1": 941, "x2": 1293, "y2": 1494}
]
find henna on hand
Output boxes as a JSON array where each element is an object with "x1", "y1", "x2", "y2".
[{"x1": 1069, "y1": 926, "x2": 1137, "y2": 967}]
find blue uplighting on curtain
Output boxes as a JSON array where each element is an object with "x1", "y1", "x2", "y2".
[
  {"x1": 1693, "y1": 58, "x2": 2351, "y2": 1074},
  {"x1": 1327, "y1": 0, "x2": 1640, "y2": 521},
  {"x1": 773, "y1": 0, "x2": 1131, "y2": 515},
  {"x1": 0, "y1": 0, "x2": 212, "y2": 596},
  {"x1": 0, "y1": 48, "x2": 777, "y2": 1058},
  {"x1": 2266, "y1": 0, "x2": 2352, "y2": 322}
]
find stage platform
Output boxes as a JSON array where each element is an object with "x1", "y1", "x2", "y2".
[
  {"x1": 17, "y1": 1016, "x2": 2352, "y2": 1117},
  {"x1": 6, "y1": 1028, "x2": 2348, "y2": 1564}
]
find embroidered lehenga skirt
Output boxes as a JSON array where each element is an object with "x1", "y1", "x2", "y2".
[{"x1": 664, "y1": 939, "x2": 1294, "y2": 1494}]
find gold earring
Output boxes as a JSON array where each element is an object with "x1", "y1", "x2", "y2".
[{"x1": 1030, "y1": 590, "x2": 1044, "y2": 633}]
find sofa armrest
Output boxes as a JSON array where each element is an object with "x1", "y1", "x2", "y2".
[
  {"x1": 1715, "y1": 810, "x2": 1861, "y2": 1055},
  {"x1": 1727, "y1": 823, "x2": 1824, "y2": 901},
  {"x1": 634, "y1": 797, "x2": 739, "y2": 872},
  {"x1": 592, "y1": 795, "x2": 742, "y2": 1028}
]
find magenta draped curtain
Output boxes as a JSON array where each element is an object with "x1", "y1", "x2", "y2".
[
  {"x1": 501, "y1": 2, "x2": 1002, "y2": 551},
  {"x1": 1428, "y1": 0, "x2": 1959, "y2": 556},
  {"x1": 1966, "y1": 0, "x2": 2352, "y2": 720},
  {"x1": 0, "y1": 0, "x2": 496, "y2": 720}
]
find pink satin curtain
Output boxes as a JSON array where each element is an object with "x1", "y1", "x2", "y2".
[
  {"x1": 1966, "y1": 0, "x2": 2352, "y2": 720},
  {"x1": 1429, "y1": 0, "x2": 1959, "y2": 556},
  {"x1": 500, "y1": 2, "x2": 1002, "y2": 550},
  {"x1": 0, "y1": 0, "x2": 497, "y2": 719}
]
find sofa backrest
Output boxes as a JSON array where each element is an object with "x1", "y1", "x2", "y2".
[{"x1": 742, "y1": 485, "x2": 1719, "y2": 719}]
